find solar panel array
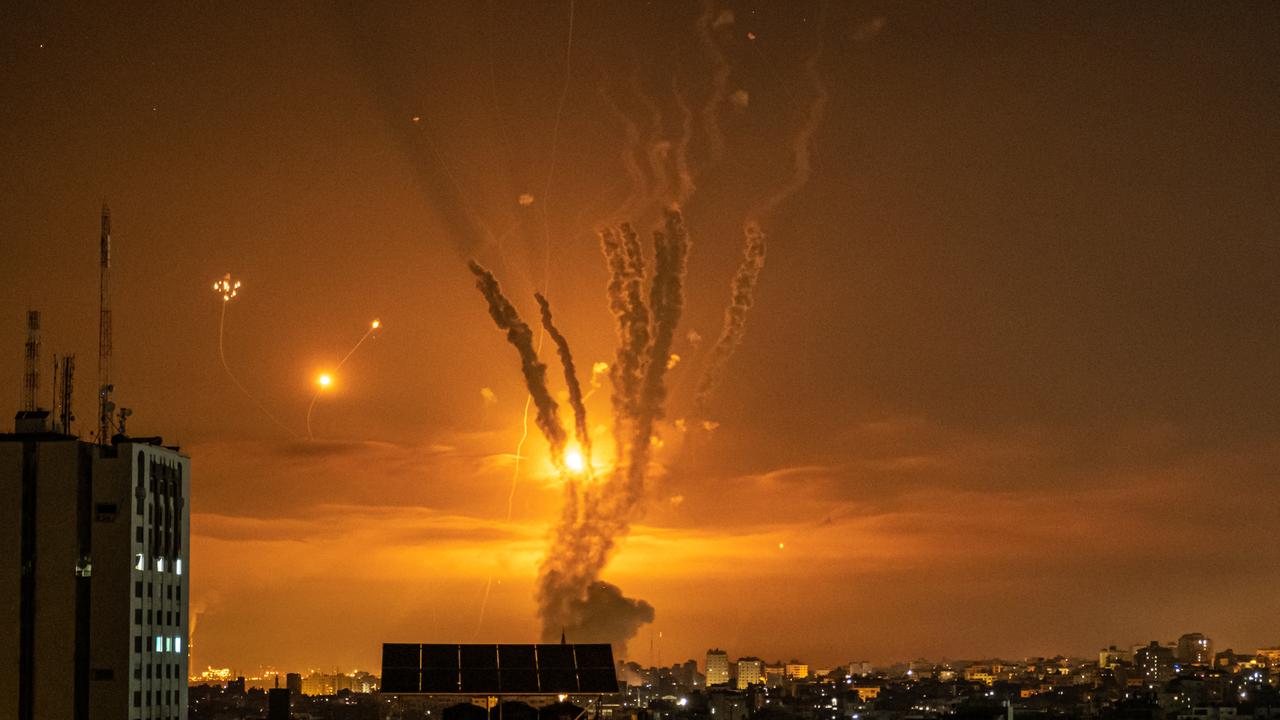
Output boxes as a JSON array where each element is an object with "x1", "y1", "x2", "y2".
[{"x1": 381, "y1": 644, "x2": 618, "y2": 695}]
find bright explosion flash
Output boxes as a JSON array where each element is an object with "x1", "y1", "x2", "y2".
[
  {"x1": 565, "y1": 448, "x2": 585, "y2": 474},
  {"x1": 212, "y1": 273, "x2": 241, "y2": 302},
  {"x1": 317, "y1": 373, "x2": 332, "y2": 388}
]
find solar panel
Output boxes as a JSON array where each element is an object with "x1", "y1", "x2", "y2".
[
  {"x1": 383, "y1": 644, "x2": 421, "y2": 669},
  {"x1": 423, "y1": 644, "x2": 459, "y2": 669},
  {"x1": 538, "y1": 667, "x2": 578, "y2": 693},
  {"x1": 461, "y1": 668, "x2": 501, "y2": 693},
  {"x1": 381, "y1": 643, "x2": 617, "y2": 695},
  {"x1": 499, "y1": 668, "x2": 540, "y2": 693},
  {"x1": 499, "y1": 644, "x2": 537, "y2": 668},
  {"x1": 422, "y1": 667, "x2": 460, "y2": 693},
  {"x1": 574, "y1": 644, "x2": 614, "y2": 669},
  {"x1": 536, "y1": 644, "x2": 575, "y2": 668},
  {"x1": 461, "y1": 645, "x2": 499, "y2": 669},
  {"x1": 381, "y1": 668, "x2": 420, "y2": 693}
]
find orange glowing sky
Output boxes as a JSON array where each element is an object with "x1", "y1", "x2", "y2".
[{"x1": 2, "y1": 1, "x2": 1279, "y2": 674}]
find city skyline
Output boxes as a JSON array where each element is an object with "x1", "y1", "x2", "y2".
[{"x1": 2, "y1": 1, "x2": 1279, "y2": 675}]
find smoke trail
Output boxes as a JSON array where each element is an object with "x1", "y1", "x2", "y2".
[
  {"x1": 697, "y1": 0, "x2": 732, "y2": 166},
  {"x1": 468, "y1": 261, "x2": 567, "y2": 466},
  {"x1": 752, "y1": 17, "x2": 828, "y2": 219},
  {"x1": 630, "y1": 67, "x2": 671, "y2": 214},
  {"x1": 626, "y1": 209, "x2": 690, "y2": 496},
  {"x1": 671, "y1": 79, "x2": 696, "y2": 206},
  {"x1": 599, "y1": 83, "x2": 649, "y2": 221},
  {"x1": 615, "y1": 223, "x2": 650, "y2": 427},
  {"x1": 535, "y1": 209, "x2": 690, "y2": 652},
  {"x1": 693, "y1": 221, "x2": 766, "y2": 418},
  {"x1": 534, "y1": 292, "x2": 592, "y2": 468}
]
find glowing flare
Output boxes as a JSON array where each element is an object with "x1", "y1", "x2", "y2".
[
  {"x1": 212, "y1": 273, "x2": 241, "y2": 302},
  {"x1": 565, "y1": 448, "x2": 585, "y2": 473},
  {"x1": 317, "y1": 374, "x2": 332, "y2": 388},
  {"x1": 371, "y1": 319, "x2": 381, "y2": 329}
]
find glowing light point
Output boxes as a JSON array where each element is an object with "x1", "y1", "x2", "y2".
[
  {"x1": 317, "y1": 374, "x2": 332, "y2": 388},
  {"x1": 565, "y1": 449, "x2": 585, "y2": 474},
  {"x1": 212, "y1": 273, "x2": 242, "y2": 302},
  {"x1": 518, "y1": 193, "x2": 535, "y2": 206},
  {"x1": 371, "y1": 319, "x2": 381, "y2": 330},
  {"x1": 778, "y1": 542, "x2": 785, "y2": 550}
]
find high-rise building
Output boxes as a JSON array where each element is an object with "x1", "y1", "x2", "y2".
[
  {"x1": 285, "y1": 672, "x2": 303, "y2": 695},
  {"x1": 706, "y1": 649, "x2": 730, "y2": 686},
  {"x1": 267, "y1": 688, "x2": 291, "y2": 720},
  {"x1": 735, "y1": 658, "x2": 763, "y2": 689},
  {"x1": 784, "y1": 661, "x2": 809, "y2": 680},
  {"x1": 1, "y1": 413, "x2": 191, "y2": 720},
  {"x1": 1133, "y1": 641, "x2": 1176, "y2": 684},
  {"x1": 1176, "y1": 633, "x2": 1213, "y2": 666}
]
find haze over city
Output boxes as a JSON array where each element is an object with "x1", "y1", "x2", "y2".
[{"x1": 2, "y1": 0, "x2": 1278, "y2": 678}]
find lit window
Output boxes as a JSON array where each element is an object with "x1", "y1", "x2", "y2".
[
  {"x1": 155, "y1": 636, "x2": 163, "y2": 652},
  {"x1": 164, "y1": 637, "x2": 172, "y2": 652},
  {"x1": 135, "y1": 554, "x2": 145, "y2": 571},
  {"x1": 175, "y1": 636, "x2": 183, "y2": 653},
  {"x1": 156, "y1": 558, "x2": 165, "y2": 573},
  {"x1": 176, "y1": 559, "x2": 182, "y2": 576}
]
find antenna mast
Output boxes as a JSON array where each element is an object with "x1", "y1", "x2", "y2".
[
  {"x1": 22, "y1": 310, "x2": 41, "y2": 411},
  {"x1": 97, "y1": 204, "x2": 114, "y2": 443}
]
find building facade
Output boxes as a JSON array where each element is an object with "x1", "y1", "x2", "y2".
[
  {"x1": 735, "y1": 658, "x2": 763, "y2": 689},
  {"x1": 1177, "y1": 633, "x2": 1214, "y2": 666},
  {"x1": 0, "y1": 416, "x2": 190, "y2": 720},
  {"x1": 706, "y1": 649, "x2": 730, "y2": 686}
]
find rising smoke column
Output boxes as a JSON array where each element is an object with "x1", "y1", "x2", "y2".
[
  {"x1": 468, "y1": 261, "x2": 567, "y2": 467},
  {"x1": 535, "y1": 208, "x2": 690, "y2": 650},
  {"x1": 693, "y1": 221, "x2": 766, "y2": 419},
  {"x1": 626, "y1": 209, "x2": 691, "y2": 497},
  {"x1": 534, "y1": 292, "x2": 592, "y2": 468},
  {"x1": 614, "y1": 223, "x2": 651, "y2": 433}
]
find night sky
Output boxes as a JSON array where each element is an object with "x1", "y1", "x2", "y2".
[{"x1": 2, "y1": 1, "x2": 1278, "y2": 675}]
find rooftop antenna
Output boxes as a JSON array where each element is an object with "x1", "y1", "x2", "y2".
[
  {"x1": 97, "y1": 203, "x2": 114, "y2": 444},
  {"x1": 58, "y1": 355, "x2": 76, "y2": 434},
  {"x1": 22, "y1": 310, "x2": 41, "y2": 411}
]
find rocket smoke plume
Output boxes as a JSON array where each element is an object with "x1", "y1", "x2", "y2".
[
  {"x1": 625, "y1": 210, "x2": 690, "y2": 497},
  {"x1": 534, "y1": 292, "x2": 592, "y2": 468},
  {"x1": 692, "y1": 19, "x2": 826, "y2": 420},
  {"x1": 468, "y1": 261, "x2": 568, "y2": 467},
  {"x1": 754, "y1": 18, "x2": 829, "y2": 218},
  {"x1": 462, "y1": 208, "x2": 691, "y2": 651},
  {"x1": 694, "y1": 222, "x2": 766, "y2": 419}
]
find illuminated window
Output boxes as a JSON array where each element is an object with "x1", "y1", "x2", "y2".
[
  {"x1": 156, "y1": 558, "x2": 165, "y2": 573},
  {"x1": 176, "y1": 559, "x2": 183, "y2": 576},
  {"x1": 135, "y1": 554, "x2": 145, "y2": 571},
  {"x1": 175, "y1": 636, "x2": 182, "y2": 653},
  {"x1": 155, "y1": 636, "x2": 163, "y2": 652},
  {"x1": 164, "y1": 637, "x2": 172, "y2": 652}
]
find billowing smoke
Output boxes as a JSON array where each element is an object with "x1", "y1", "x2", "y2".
[
  {"x1": 626, "y1": 210, "x2": 690, "y2": 498},
  {"x1": 552, "y1": 581, "x2": 655, "y2": 646},
  {"x1": 468, "y1": 261, "x2": 568, "y2": 467},
  {"x1": 534, "y1": 292, "x2": 592, "y2": 467},
  {"x1": 462, "y1": 208, "x2": 689, "y2": 653},
  {"x1": 694, "y1": 222, "x2": 766, "y2": 418}
]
